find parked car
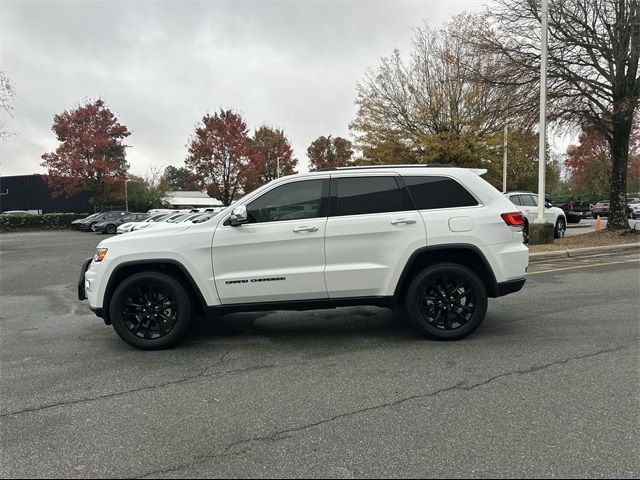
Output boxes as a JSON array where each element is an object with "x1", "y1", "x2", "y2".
[
  {"x1": 131, "y1": 212, "x2": 187, "y2": 232},
  {"x1": 551, "y1": 200, "x2": 591, "y2": 223},
  {"x1": 117, "y1": 213, "x2": 172, "y2": 234},
  {"x1": 73, "y1": 211, "x2": 129, "y2": 231},
  {"x1": 79, "y1": 165, "x2": 529, "y2": 349},
  {"x1": 1, "y1": 210, "x2": 38, "y2": 216},
  {"x1": 132, "y1": 213, "x2": 205, "y2": 232},
  {"x1": 504, "y1": 192, "x2": 567, "y2": 242},
  {"x1": 592, "y1": 200, "x2": 610, "y2": 217},
  {"x1": 92, "y1": 213, "x2": 149, "y2": 234}
]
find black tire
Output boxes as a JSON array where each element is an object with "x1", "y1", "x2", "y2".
[
  {"x1": 554, "y1": 217, "x2": 566, "y2": 239},
  {"x1": 405, "y1": 263, "x2": 488, "y2": 340},
  {"x1": 109, "y1": 272, "x2": 192, "y2": 349},
  {"x1": 105, "y1": 224, "x2": 117, "y2": 234},
  {"x1": 522, "y1": 220, "x2": 529, "y2": 244}
]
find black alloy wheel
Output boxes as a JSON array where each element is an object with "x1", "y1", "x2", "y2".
[
  {"x1": 406, "y1": 263, "x2": 487, "y2": 340},
  {"x1": 522, "y1": 220, "x2": 530, "y2": 244},
  {"x1": 110, "y1": 272, "x2": 192, "y2": 349},
  {"x1": 105, "y1": 224, "x2": 117, "y2": 234}
]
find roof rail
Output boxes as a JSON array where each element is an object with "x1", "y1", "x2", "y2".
[{"x1": 314, "y1": 163, "x2": 452, "y2": 172}]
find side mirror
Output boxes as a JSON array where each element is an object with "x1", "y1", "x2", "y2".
[{"x1": 229, "y1": 205, "x2": 248, "y2": 226}]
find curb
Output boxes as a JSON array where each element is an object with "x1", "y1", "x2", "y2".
[{"x1": 529, "y1": 242, "x2": 640, "y2": 263}]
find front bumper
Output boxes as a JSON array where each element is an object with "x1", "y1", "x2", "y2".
[
  {"x1": 77, "y1": 257, "x2": 93, "y2": 300},
  {"x1": 495, "y1": 277, "x2": 526, "y2": 297}
]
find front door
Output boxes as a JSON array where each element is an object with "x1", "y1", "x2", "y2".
[{"x1": 212, "y1": 178, "x2": 329, "y2": 304}]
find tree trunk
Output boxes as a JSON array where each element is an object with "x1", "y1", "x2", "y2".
[{"x1": 607, "y1": 113, "x2": 633, "y2": 230}]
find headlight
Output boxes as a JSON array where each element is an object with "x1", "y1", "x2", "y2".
[{"x1": 94, "y1": 248, "x2": 108, "y2": 262}]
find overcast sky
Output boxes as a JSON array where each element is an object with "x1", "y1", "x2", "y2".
[{"x1": 1, "y1": 0, "x2": 488, "y2": 177}]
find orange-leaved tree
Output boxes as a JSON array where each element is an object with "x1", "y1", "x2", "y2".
[{"x1": 41, "y1": 99, "x2": 131, "y2": 210}]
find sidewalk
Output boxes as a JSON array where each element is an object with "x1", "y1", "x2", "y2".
[{"x1": 529, "y1": 242, "x2": 640, "y2": 262}]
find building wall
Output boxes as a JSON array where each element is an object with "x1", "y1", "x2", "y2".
[{"x1": 0, "y1": 174, "x2": 96, "y2": 214}]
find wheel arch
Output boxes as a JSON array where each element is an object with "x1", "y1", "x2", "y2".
[
  {"x1": 102, "y1": 259, "x2": 207, "y2": 325},
  {"x1": 394, "y1": 245, "x2": 499, "y2": 303}
]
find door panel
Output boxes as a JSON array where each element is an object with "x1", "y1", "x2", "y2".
[
  {"x1": 213, "y1": 219, "x2": 328, "y2": 304},
  {"x1": 212, "y1": 178, "x2": 329, "y2": 304},
  {"x1": 324, "y1": 211, "x2": 425, "y2": 297}
]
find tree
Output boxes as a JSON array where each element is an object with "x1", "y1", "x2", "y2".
[
  {"x1": 244, "y1": 126, "x2": 298, "y2": 193},
  {"x1": 565, "y1": 122, "x2": 640, "y2": 202},
  {"x1": 127, "y1": 167, "x2": 170, "y2": 212},
  {"x1": 41, "y1": 99, "x2": 131, "y2": 209},
  {"x1": 306, "y1": 135, "x2": 354, "y2": 170},
  {"x1": 164, "y1": 165, "x2": 198, "y2": 191},
  {"x1": 350, "y1": 14, "x2": 526, "y2": 175},
  {"x1": 470, "y1": 0, "x2": 640, "y2": 229},
  {"x1": 0, "y1": 70, "x2": 16, "y2": 140},
  {"x1": 185, "y1": 109, "x2": 251, "y2": 206}
]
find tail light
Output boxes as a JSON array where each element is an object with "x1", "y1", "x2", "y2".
[
  {"x1": 501, "y1": 212, "x2": 525, "y2": 232},
  {"x1": 567, "y1": 202, "x2": 573, "y2": 211}
]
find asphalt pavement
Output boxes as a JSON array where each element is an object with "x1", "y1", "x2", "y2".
[{"x1": 1, "y1": 231, "x2": 638, "y2": 478}]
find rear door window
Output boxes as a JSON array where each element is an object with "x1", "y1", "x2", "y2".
[{"x1": 331, "y1": 177, "x2": 403, "y2": 216}]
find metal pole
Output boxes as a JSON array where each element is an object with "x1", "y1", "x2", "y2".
[
  {"x1": 125, "y1": 180, "x2": 129, "y2": 211},
  {"x1": 502, "y1": 126, "x2": 508, "y2": 193},
  {"x1": 536, "y1": 0, "x2": 548, "y2": 223}
]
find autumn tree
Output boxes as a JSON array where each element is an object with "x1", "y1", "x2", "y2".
[
  {"x1": 470, "y1": 0, "x2": 640, "y2": 229},
  {"x1": 244, "y1": 126, "x2": 298, "y2": 193},
  {"x1": 185, "y1": 109, "x2": 251, "y2": 206},
  {"x1": 307, "y1": 135, "x2": 354, "y2": 170},
  {"x1": 350, "y1": 14, "x2": 526, "y2": 176},
  {"x1": 565, "y1": 123, "x2": 640, "y2": 202},
  {"x1": 41, "y1": 99, "x2": 131, "y2": 209},
  {"x1": 0, "y1": 70, "x2": 15, "y2": 140},
  {"x1": 164, "y1": 165, "x2": 198, "y2": 191}
]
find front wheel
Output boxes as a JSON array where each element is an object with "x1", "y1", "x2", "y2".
[
  {"x1": 554, "y1": 217, "x2": 566, "y2": 239},
  {"x1": 405, "y1": 263, "x2": 488, "y2": 340},
  {"x1": 105, "y1": 224, "x2": 117, "y2": 234},
  {"x1": 110, "y1": 272, "x2": 193, "y2": 349}
]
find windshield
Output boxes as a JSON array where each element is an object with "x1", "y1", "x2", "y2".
[
  {"x1": 149, "y1": 214, "x2": 172, "y2": 222},
  {"x1": 167, "y1": 214, "x2": 192, "y2": 223}
]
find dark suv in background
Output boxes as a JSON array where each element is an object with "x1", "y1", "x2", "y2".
[{"x1": 72, "y1": 211, "x2": 129, "y2": 231}]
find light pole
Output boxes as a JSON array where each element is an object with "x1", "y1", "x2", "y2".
[
  {"x1": 125, "y1": 178, "x2": 129, "y2": 212},
  {"x1": 536, "y1": 0, "x2": 549, "y2": 224}
]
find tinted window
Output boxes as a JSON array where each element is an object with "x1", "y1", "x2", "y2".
[
  {"x1": 403, "y1": 176, "x2": 478, "y2": 210},
  {"x1": 509, "y1": 195, "x2": 522, "y2": 206},
  {"x1": 103, "y1": 212, "x2": 123, "y2": 220},
  {"x1": 248, "y1": 180, "x2": 324, "y2": 223},
  {"x1": 333, "y1": 177, "x2": 402, "y2": 216},
  {"x1": 520, "y1": 195, "x2": 536, "y2": 207}
]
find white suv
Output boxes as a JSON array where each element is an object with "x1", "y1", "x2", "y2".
[
  {"x1": 78, "y1": 166, "x2": 529, "y2": 349},
  {"x1": 504, "y1": 192, "x2": 567, "y2": 242}
]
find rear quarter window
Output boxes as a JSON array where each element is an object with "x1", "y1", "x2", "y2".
[{"x1": 403, "y1": 176, "x2": 478, "y2": 210}]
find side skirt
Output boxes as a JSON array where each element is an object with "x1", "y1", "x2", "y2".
[{"x1": 204, "y1": 296, "x2": 395, "y2": 315}]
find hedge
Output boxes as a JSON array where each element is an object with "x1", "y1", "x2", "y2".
[{"x1": 0, "y1": 213, "x2": 89, "y2": 232}]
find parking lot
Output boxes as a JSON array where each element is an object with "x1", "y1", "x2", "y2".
[
  {"x1": 1, "y1": 231, "x2": 639, "y2": 478},
  {"x1": 564, "y1": 217, "x2": 640, "y2": 237}
]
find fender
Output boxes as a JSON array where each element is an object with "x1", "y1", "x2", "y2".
[{"x1": 393, "y1": 243, "x2": 499, "y2": 299}]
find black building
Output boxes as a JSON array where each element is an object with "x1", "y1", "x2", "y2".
[{"x1": 0, "y1": 174, "x2": 95, "y2": 214}]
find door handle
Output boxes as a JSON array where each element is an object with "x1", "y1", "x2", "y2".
[
  {"x1": 391, "y1": 218, "x2": 417, "y2": 225},
  {"x1": 293, "y1": 226, "x2": 318, "y2": 233}
]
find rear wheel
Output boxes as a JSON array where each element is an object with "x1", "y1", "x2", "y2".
[
  {"x1": 105, "y1": 224, "x2": 117, "y2": 234},
  {"x1": 554, "y1": 217, "x2": 566, "y2": 239},
  {"x1": 110, "y1": 272, "x2": 192, "y2": 349},
  {"x1": 405, "y1": 263, "x2": 488, "y2": 340}
]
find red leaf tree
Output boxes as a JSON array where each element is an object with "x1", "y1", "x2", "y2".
[
  {"x1": 41, "y1": 99, "x2": 131, "y2": 210},
  {"x1": 185, "y1": 109, "x2": 252, "y2": 206},
  {"x1": 307, "y1": 135, "x2": 354, "y2": 170},
  {"x1": 243, "y1": 126, "x2": 298, "y2": 193},
  {"x1": 565, "y1": 123, "x2": 640, "y2": 201}
]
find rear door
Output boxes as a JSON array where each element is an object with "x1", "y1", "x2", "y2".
[{"x1": 324, "y1": 174, "x2": 425, "y2": 298}]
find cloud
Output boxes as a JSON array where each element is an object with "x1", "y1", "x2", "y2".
[{"x1": 0, "y1": 0, "x2": 483, "y2": 177}]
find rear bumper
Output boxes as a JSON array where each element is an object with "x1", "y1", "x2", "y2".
[{"x1": 495, "y1": 277, "x2": 526, "y2": 297}]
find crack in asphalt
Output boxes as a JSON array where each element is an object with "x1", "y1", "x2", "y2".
[
  {"x1": 0, "y1": 346, "x2": 276, "y2": 418},
  {"x1": 130, "y1": 343, "x2": 633, "y2": 478}
]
